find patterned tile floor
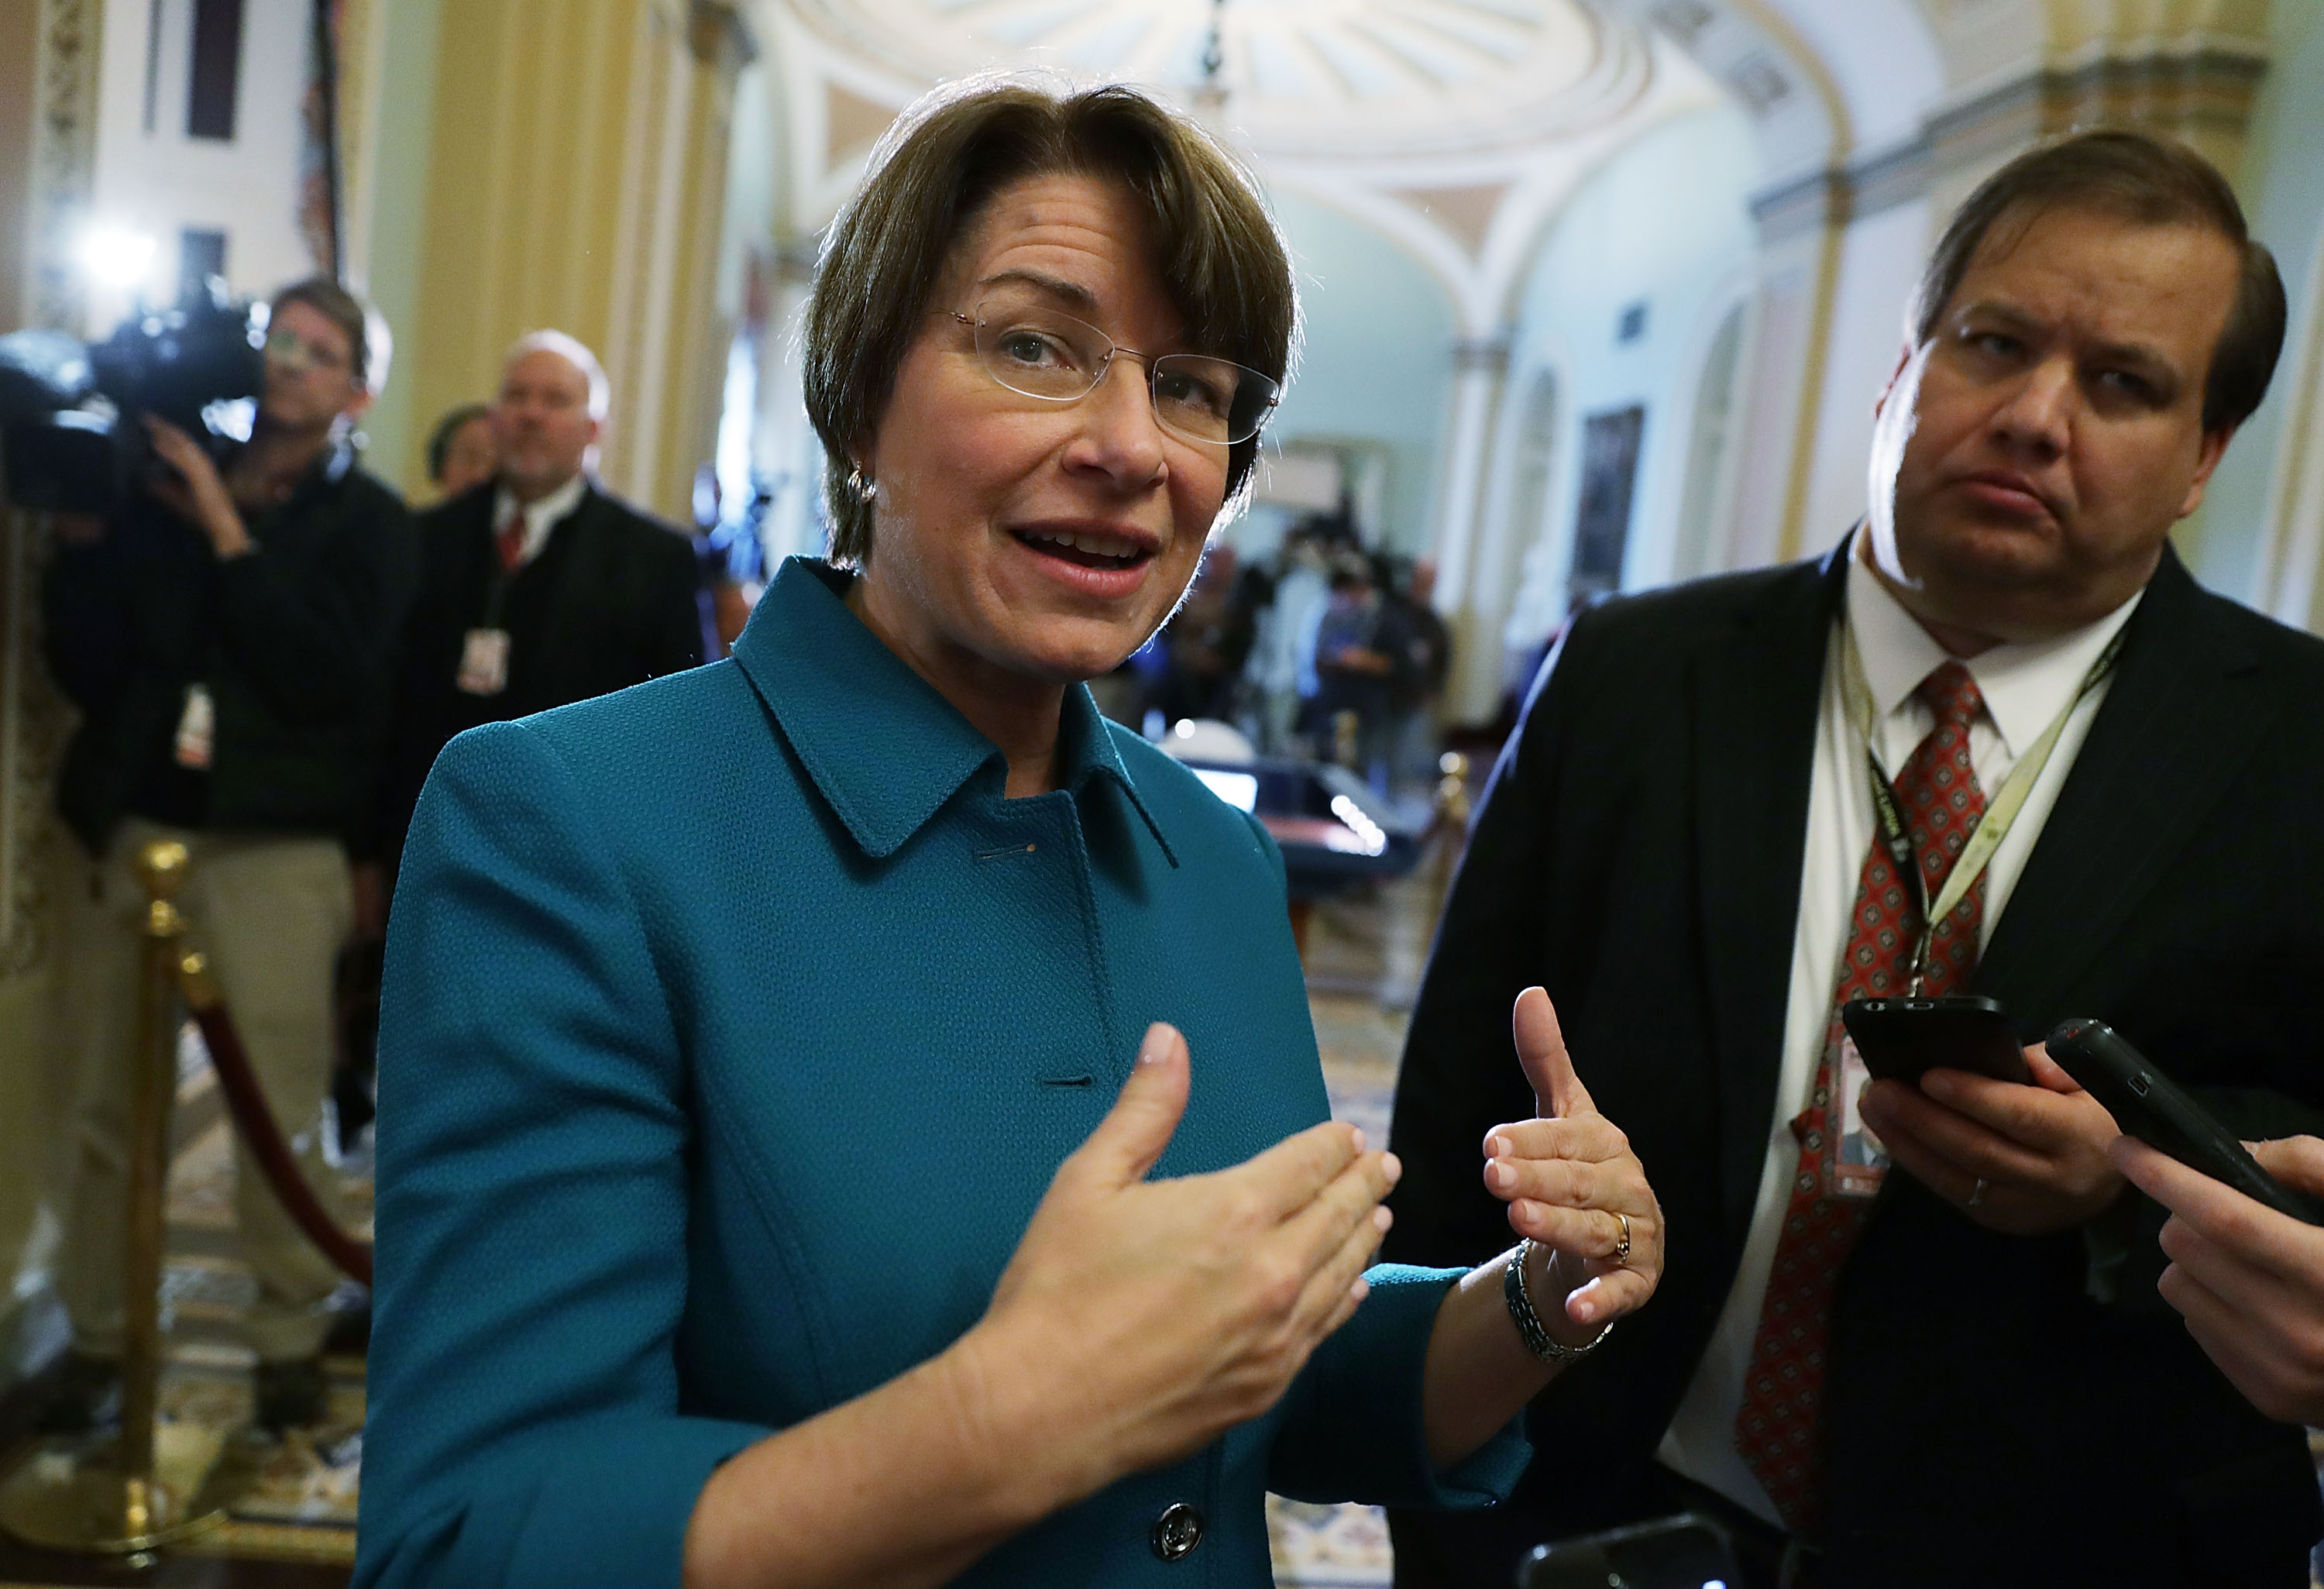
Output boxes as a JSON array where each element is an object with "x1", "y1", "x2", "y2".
[
  {"x1": 151, "y1": 1058, "x2": 369, "y2": 1573},
  {"x1": 1268, "y1": 861, "x2": 1453, "y2": 1587}
]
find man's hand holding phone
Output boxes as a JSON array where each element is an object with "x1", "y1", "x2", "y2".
[
  {"x1": 1856, "y1": 1043, "x2": 2126, "y2": 1236},
  {"x1": 2111, "y1": 1133, "x2": 2324, "y2": 1426}
]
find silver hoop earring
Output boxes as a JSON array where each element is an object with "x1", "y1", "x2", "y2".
[{"x1": 847, "y1": 465, "x2": 877, "y2": 504}]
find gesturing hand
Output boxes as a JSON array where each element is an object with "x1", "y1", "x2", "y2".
[
  {"x1": 1858, "y1": 1043, "x2": 2124, "y2": 1236},
  {"x1": 967, "y1": 1023, "x2": 1397, "y2": 1501},
  {"x1": 1480, "y1": 988, "x2": 1662, "y2": 1337}
]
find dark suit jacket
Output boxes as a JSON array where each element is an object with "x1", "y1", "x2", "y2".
[
  {"x1": 1382, "y1": 540, "x2": 2324, "y2": 1589},
  {"x1": 377, "y1": 478, "x2": 705, "y2": 861}
]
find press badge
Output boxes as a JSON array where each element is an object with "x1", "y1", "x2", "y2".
[
  {"x1": 1830, "y1": 1034, "x2": 1889, "y2": 1199},
  {"x1": 456, "y1": 628, "x2": 511, "y2": 696},
  {"x1": 172, "y1": 684, "x2": 215, "y2": 770}
]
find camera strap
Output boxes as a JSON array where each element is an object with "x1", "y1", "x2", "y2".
[{"x1": 1838, "y1": 617, "x2": 2124, "y2": 992}]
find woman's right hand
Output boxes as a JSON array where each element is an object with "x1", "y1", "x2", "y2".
[{"x1": 958, "y1": 1022, "x2": 1396, "y2": 1505}]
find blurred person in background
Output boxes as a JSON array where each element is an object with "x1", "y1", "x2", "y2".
[
  {"x1": 1375, "y1": 556, "x2": 1450, "y2": 800},
  {"x1": 1156, "y1": 543, "x2": 1255, "y2": 726},
  {"x1": 1307, "y1": 554, "x2": 1394, "y2": 782},
  {"x1": 1247, "y1": 517, "x2": 1334, "y2": 754},
  {"x1": 423, "y1": 401, "x2": 497, "y2": 504},
  {"x1": 43, "y1": 275, "x2": 416, "y2": 1436},
  {"x1": 374, "y1": 329, "x2": 706, "y2": 877}
]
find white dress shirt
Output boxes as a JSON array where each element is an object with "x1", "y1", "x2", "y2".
[
  {"x1": 1655, "y1": 537, "x2": 2144, "y2": 1525},
  {"x1": 491, "y1": 471, "x2": 589, "y2": 569}
]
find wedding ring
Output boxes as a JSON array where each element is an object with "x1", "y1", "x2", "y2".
[
  {"x1": 1610, "y1": 1211, "x2": 1633, "y2": 1265},
  {"x1": 1967, "y1": 1178, "x2": 1990, "y2": 1208}
]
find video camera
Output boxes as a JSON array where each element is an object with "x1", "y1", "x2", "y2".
[{"x1": 0, "y1": 278, "x2": 265, "y2": 515}]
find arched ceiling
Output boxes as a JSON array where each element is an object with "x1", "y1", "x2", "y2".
[{"x1": 779, "y1": 0, "x2": 1658, "y2": 157}]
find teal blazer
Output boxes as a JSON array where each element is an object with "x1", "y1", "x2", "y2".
[{"x1": 354, "y1": 559, "x2": 1528, "y2": 1588}]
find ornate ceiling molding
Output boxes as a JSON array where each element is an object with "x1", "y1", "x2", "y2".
[
  {"x1": 1387, "y1": 182, "x2": 1511, "y2": 260},
  {"x1": 775, "y1": 0, "x2": 1658, "y2": 160}
]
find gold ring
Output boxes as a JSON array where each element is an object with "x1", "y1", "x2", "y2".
[{"x1": 1611, "y1": 1210, "x2": 1633, "y2": 1266}]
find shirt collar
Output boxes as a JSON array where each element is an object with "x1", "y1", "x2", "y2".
[
  {"x1": 731, "y1": 557, "x2": 1175, "y2": 863},
  {"x1": 1845, "y1": 535, "x2": 2144, "y2": 757},
  {"x1": 493, "y1": 472, "x2": 590, "y2": 553}
]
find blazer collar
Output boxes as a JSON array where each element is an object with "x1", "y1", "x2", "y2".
[{"x1": 731, "y1": 558, "x2": 1174, "y2": 863}]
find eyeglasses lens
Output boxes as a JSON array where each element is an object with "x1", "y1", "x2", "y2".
[
  {"x1": 971, "y1": 298, "x2": 1277, "y2": 445},
  {"x1": 266, "y1": 330, "x2": 347, "y2": 376}
]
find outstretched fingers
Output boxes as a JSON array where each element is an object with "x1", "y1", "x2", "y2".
[
  {"x1": 1482, "y1": 1115, "x2": 1629, "y2": 1167},
  {"x1": 1291, "y1": 1195, "x2": 1392, "y2": 1343},
  {"x1": 1231, "y1": 1118, "x2": 1370, "y2": 1225}
]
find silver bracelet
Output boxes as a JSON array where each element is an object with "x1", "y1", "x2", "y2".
[{"x1": 1503, "y1": 1239, "x2": 1614, "y2": 1364}]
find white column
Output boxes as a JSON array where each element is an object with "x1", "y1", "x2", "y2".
[{"x1": 1430, "y1": 332, "x2": 1514, "y2": 724}]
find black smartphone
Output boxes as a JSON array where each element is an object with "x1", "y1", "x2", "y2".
[
  {"x1": 2046, "y1": 1019, "x2": 2324, "y2": 1226},
  {"x1": 1841, "y1": 994, "x2": 2032, "y2": 1085},
  {"x1": 1519, "y1": 1512, "x2": 1741, "y2": 1589}
]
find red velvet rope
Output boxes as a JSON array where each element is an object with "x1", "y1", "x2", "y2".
[{"x1": 184, "y1": 991, "x2": 374, "y2": 1287}]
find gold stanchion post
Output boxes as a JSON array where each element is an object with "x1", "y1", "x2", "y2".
[{"x1": 0, "y1": 840, "x2": 229, "y2": 1557}]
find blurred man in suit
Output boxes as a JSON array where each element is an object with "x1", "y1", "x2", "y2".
[
  {"x1": 1384, "y1": 131, "x2": 2324, "y2": 1588},
  {"x1": 377, "y1": 332, "x2": 706, "y2": 869}
]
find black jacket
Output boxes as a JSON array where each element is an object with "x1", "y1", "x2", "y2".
[
  {"x1": 376, "y1": 477, "x2": 705, "y2": 860},
  {"x1": 1382, "y1": 541, "x2": 2324, "y2": 1588},
  {"x1": 45, "y1": 439, "x2": 417, "y2": 857}
]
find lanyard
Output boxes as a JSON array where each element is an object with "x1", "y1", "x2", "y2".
[{"x1": 1838, "y1": 619, "x2": 2126, "y2": 993}]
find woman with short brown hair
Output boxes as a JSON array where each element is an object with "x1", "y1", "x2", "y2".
[{"x1": 356, "y1": 76, "x2": 1662, "y2": 1589}]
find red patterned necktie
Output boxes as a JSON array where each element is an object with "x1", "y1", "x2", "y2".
[
  {"x1": 497, "y1": 509, "x2": 528, "y2": 573},
  {"x1": 1733, "y1": 659, "x2": 1989, "y2": 1535}
]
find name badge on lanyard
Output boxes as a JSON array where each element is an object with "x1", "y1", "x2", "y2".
[
  {"x1": 457, "y1": 628, "x2": 512, "y2": 696},
  {"x1": 1832, "y1": 1034, "x2": 1890, "y2": 1199},
  {"x1": 172, "y1": 683, "x2": 215, "y2": 769}
]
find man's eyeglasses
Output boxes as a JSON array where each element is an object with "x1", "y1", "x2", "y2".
[
  {"x1": 264, "y1": 328, "x2": 352, "y2": 377},
  {"x1": 952, "y1": 298, "x2": 1281, "y2": 447}
]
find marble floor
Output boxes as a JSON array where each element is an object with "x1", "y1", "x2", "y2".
[{"x1": 1270, "y1": 856, "x2": 1458, "y2": 1588}]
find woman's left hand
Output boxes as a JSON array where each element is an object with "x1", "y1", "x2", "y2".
[{"x1": 1481, "y1": 987, "x2": 1662, "y2": 1335}]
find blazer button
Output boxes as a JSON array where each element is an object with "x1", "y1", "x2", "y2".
[{"x1": 1150, "y1": 1501, "x2": 1204, "y2": 1561}]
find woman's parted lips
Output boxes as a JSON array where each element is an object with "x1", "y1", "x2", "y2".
[{"x1": 1009, "y1": 521, "x2": 1161, "y2": 565}]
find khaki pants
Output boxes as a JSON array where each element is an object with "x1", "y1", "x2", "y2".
[{"x1": 56, "y1": 820, "x2": 355, "y2": 1363}]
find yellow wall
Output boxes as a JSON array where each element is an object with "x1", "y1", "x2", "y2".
[
  {"x1": 0, "y1": 0, "x2": 39, "y2": 337},
  {"x1": 391, "y1": 0, "x2": 744, "y2": 522}
]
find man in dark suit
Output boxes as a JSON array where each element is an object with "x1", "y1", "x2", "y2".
[
  {"x1": 1384, "y1": 132, "x2": 2324, "y2": 1588},
  {"x1": 378, "y1": 331, "x2": 706, "y2": 866}
]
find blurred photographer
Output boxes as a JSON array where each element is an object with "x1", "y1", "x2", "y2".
[{"x1": 43, "y1": 276, "x2": 416, "y2": 1435}]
